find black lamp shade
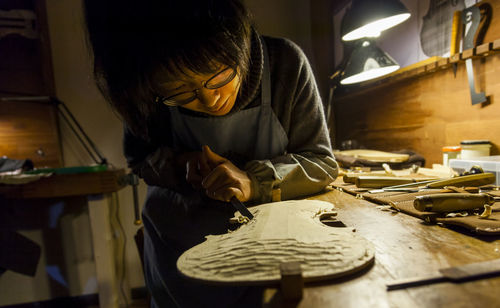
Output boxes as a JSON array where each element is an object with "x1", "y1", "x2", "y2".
[
  {"x1": 340, "y1": 40, "x2": 399, "y2": 85},
  {"x1": 341, "y1": 0, "x2": 410, "y2": 41}
]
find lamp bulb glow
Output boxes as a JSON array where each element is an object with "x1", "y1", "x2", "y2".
[{"x1": 342, "y1": 13, "x2": 410, "y2": 41}]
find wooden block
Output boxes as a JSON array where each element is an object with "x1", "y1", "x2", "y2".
[
  {"x1": 493, "y1": 39, "x2": 500, "y2": 50},
  {"x1": 476, "y1": 43, "x2": 492, "y2": 56},
  {"x1": 437, "y1": 58, "x2": 450, "y2": 68},
  {"x1": 425, "y1": 62, "x2": 438, "y2": 72},
  {"x1": 450, "y1": 53, "x2": 461, "y2": 63},
  {"x1": 415, "y1": 66, "x2": 426, "y2": 75},
  {"x1": 280, "y1": 261, "x2": 303, "y2": 301},
  {"x1": 462, "y1": 48, "x2": 474, "y2": 59}
]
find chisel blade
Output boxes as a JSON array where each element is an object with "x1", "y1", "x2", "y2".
[
  {"x1": 230, "y1": 196, "x2": 254, "y2": 220},
  {"x1": 387, "y1": 274, "x2": 446, "y2": 291},
  {"x1": 387, "y1": 258, "x2": 500, "y2": 291}
]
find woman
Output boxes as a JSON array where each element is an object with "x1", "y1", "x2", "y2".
[{"x1": 84, "y1": 0, "x2": 338, "y2": 306}]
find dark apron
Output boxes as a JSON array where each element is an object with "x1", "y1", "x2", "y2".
[{"x1": 143, "y1": 40, "x2": 288, "y2": 308}]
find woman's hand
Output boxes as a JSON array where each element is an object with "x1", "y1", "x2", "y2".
[{"x1": 201, "y1": 145, "x2": 253, "y2": 202}]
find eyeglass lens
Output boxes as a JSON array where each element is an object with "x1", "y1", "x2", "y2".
[{"x1": 158, "y1": 67, "x2": 237, "y2": 106}]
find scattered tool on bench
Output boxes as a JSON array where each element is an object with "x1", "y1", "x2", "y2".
[
  {"x1": 354, "y1": 176, "x2": 437, "y2": 189},
  {"x1": 368, "y1": 173, "x2": 495, "y2": 193},
  {"x1": 387, "y1": 258, "x2": 500, "y2": 290},
  {"x1": 413, "y1": 193, "x2": 500, "y2": 212}
]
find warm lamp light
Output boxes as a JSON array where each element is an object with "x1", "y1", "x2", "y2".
[
  {"x1": 340, "y1": 40, "x2": 399, "y2": 85},
  {"x1": 341, "y1": 0, "x2": 410, "y2": 41}
]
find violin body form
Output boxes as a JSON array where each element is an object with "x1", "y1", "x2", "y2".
[{"x1": 177, "y1": 200, "x2": 375, "y2": 285}]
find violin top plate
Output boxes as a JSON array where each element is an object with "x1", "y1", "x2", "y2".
[{"x1": 177, "y1": 199, "x2": 375, "y2": 285}]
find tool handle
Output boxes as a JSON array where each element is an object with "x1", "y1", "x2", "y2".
[
  {"x1": 355, "y1": 176, "x2": 434, "y2": 189},
  {"x1": 450, "y1": 11, "x2": 461, "y2": 56},
  {"x1": 414, "y1": 193, "x2": 494, "y2": 212},
  {"x1": 343, "y1": 173, "x2": 390, "y2": 184},
  {"x1": 426, "y1": 173, "x2": 495, "y2": 189},
  {"x1": 440, "y1": 258, "x2": 500, "y2": 281}
]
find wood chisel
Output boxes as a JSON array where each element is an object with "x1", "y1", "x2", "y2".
[
  {"x1": 343, "y1": 173, "x2": 392, "y2": 184},
  {"x1": 462, "y1": 5, "x2": 488, "y2": 105},
  {"x1": 369, "y1": 173, "x2": 496, "y2": 193},
  {"x1": 230, "y1": 196, "x2": 254, "y2": 220},
  {"x1": 450, "y1": 10, "x2": 461, "y2": 77},
  {"x1": 387, "y1": 258, "x2": 500, "y2": 290},
  {"x1": 414, "y1": 193, "x2": 499, "y2": 212},
  {"x1": 354, "y1": 176, "x2": 436, "y2": 189}
]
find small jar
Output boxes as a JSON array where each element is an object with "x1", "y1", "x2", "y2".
[
  {"x1": 460, "y1": 140, "x2": 491, "y2": 159},
  {"x1": 442, "y1": 146, "x2": 461, "y2": 166}
]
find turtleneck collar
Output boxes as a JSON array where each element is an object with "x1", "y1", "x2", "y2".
[{"x1": 232, "y1": 28, "x2": 263, "y2": 112}]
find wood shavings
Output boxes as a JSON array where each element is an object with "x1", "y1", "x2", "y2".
[
  {"x1": 479, "y1": 204, "x2": 492, "y2": 219},
  {"x1": 376, "y1": 205, "x2": 394, "y2": 212},
  {"x1": 229, "y1": 215, "x2": 250, "y2": 225},
  {"x1": 314, "y1": 209, "x2": 337, "y2": 221},
  {"x1": 387, "y1": 201, "x2": 400, "y2": 211},
  {"x1": 446, "y1": 212, "x2": 469, "y2": 218}
]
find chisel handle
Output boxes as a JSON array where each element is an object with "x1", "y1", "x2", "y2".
[
  {"x1": 343, "y1": 173, "x2": 390, "y2": 184},
  {"x1": 414, "y1": 193, "x2": 494, "y2": 212},
  {"x1": 355, "y1": 176, "x2": 434, "y2": 189},
  {"x1": 426, "y1": 173, "x2": 495, "y2": 189}
]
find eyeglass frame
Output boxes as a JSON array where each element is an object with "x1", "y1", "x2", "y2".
[{"x1": 155, "y1": 66, "x2": 238, "y2": 107}]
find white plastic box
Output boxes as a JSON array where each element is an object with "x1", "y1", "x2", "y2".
[{"x1": 449, "y1": 156, "x2": 500, "y2": 186}]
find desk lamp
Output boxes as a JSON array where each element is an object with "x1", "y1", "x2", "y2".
[
  {"x1": 327, "y1": 0, "x2": 410, "y2": 146},
  {"x1": 337, "y1": 0, "x2": 410, "y2": 85},
  {"x1": 340, "y1": 40, "x2": 399, "y2": 85},
  {"x1": 341, "y1": 0, "x2": 410, "y2": 41}
]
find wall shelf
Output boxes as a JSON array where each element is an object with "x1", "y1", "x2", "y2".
[{"x1": 335, "y1": 38, "x2": 500, "y2": 100}]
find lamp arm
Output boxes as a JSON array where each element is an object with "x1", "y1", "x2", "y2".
[{"x1": 51, "y1": 97, "x2": 107, "y2": 165}]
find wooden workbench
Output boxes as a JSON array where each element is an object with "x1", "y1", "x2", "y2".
[{"x1": 265, "y1": 188, "x2": 500, "y2": 307}]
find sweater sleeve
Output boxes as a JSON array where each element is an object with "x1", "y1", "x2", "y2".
[
  {"x1": 244, "y1": 38, "x2": 338, "y2": 203},
  {"x1": 123, "y1": 124, "x2": 186, "y2": 190}
]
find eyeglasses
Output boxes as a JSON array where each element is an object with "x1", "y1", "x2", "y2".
[{"x1": 155, "y1": 67, "x2": 238, "y2": 106}]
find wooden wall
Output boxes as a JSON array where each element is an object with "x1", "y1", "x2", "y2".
[
  {"x1": 334, "y1": 50, "x2": 500, "y2": 165},
  {"x1": 333, "y1": 0, "x2": 500, "y2": 166}
]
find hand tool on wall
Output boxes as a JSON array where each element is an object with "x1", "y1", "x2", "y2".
[
  {"x1": 387, "y1": 258, "x2": 500, "y2": 290},
  {"x1": 461, "y1": 4, "x2": 491, "y2": 105},
  {"x1": 414, "y1": 192, "x2": 499, "y2": 212},
  {"x1": 450, "y1": 10, "x2": 462, "y2": 77}
]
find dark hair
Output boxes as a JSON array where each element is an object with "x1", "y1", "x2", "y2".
[{"x1": 83, "y1": 0, "x2": 253, "y2": 138}]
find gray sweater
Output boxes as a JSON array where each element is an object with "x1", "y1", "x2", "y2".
[{"x1": 124, "y1": 33, "x2": 338, "y2": 203}]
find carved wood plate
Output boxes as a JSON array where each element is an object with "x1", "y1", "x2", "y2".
[{"x1": 177, "y1": 200, "x2": 375, "y2": 286}]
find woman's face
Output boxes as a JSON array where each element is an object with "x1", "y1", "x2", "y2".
[{"x1": 157, "y1": 65, "x2": 241, "y2": 116}]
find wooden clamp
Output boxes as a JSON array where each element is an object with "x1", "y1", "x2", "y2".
[{"x1": 280, "y1": 261, "x2": 304, "y2": 301}]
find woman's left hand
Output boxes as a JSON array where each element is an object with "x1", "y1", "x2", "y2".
[{"x1": 201, "y1": 145, "x2": 253, "y2": 202}]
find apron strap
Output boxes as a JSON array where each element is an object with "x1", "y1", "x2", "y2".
[{"x1": 261, "y1": 38, "x2": 271, "y2": 108}]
